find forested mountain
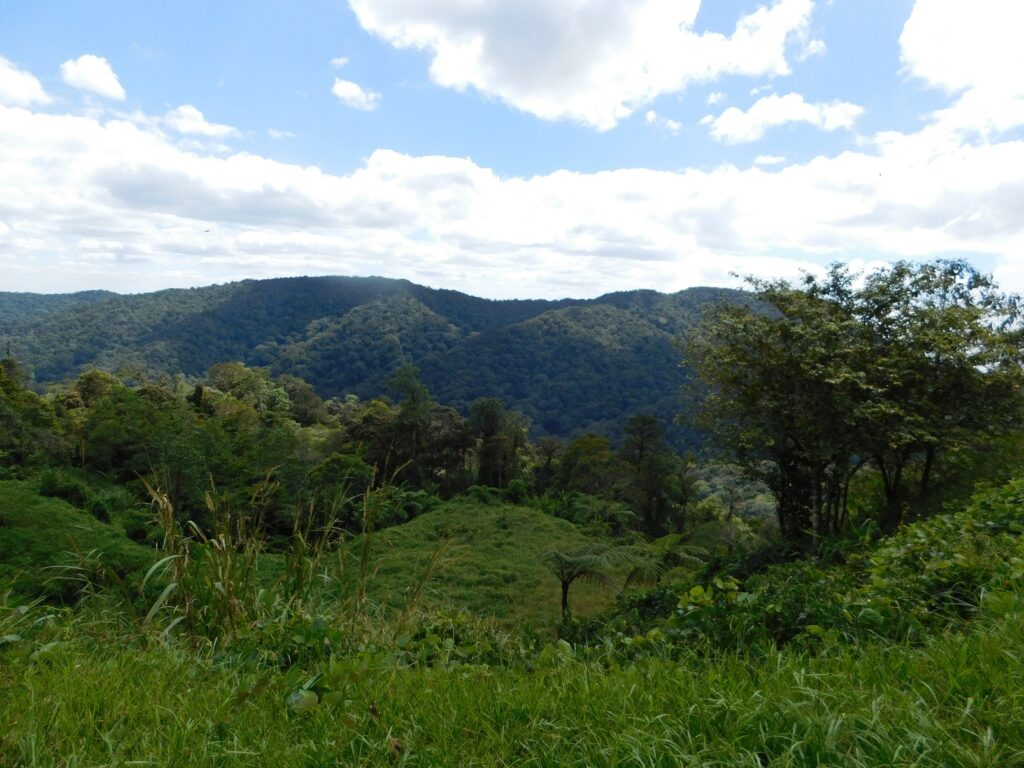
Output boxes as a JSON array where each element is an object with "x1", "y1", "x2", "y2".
[
  {"x1": 0, "y1": 290, "x2": 113, "y2": 328},
  {"x1": 0, "y1": 276, "x2": 743, "y2": 445}
]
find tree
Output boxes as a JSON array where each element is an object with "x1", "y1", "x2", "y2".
[
  {"x1": 686, "y1": 259, "x2": 1024, "y2": 542},
  {"x1": 620, "y1": 414, "x2": 679, "y2": 535},
  {"x1": 557, "y1": 433, "x2": 627, "y2": 498},
  {"x1": 542, "y1": 544, "x2": 639, "y2": 622},
  {"x1": 850, "y1": 261, "x2": 1024, "y2": 529},
  {"x1": 468, "y1": 397, "x2": 527, "y2": 489},
  {"x1": 278, "y1": 374, "x2": 328, "y2": 426},
  {"x1": 207, "y1": 363, "x2": 291, "y2": 417}
]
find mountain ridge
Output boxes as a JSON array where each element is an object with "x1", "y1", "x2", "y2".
[{"x1": 0, "y1": 276, "x2": 746, "y2": 446}]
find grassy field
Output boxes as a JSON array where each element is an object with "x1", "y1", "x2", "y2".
[
  {"x1": 2, "y1": 588, "x2": 1023, "y2": 767},
  {"x1": 4, "y1": 477, "x2": 1024, "y2": 766}
]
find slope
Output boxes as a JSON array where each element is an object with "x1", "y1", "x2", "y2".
[{"x1": 349, "y1": 499, "x2": 615, "y2": 627}]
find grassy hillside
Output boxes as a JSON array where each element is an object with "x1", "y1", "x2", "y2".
[
  {"x1": 0, "y1": 480, "x2": 155, "y2": 599},
  {"x1": 351, "y1": 499, "x2": 619, "y2": 626},
  {"x1": 4, "y1": 465, "x2": 1024, "y2": 765}
]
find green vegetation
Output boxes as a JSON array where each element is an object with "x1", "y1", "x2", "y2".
[
  {"x1": 2, "y1": 260, "x2": 1024, "y2": 765},
  {"x1": 1, "y1": 276, "x2": 743, "y2": 447},
  {"x1": 687, "y1": 259, "x2": 1024, "y2": 543},
  {"x1": 349, "y1": 500, "x2": 616, "y2": 626},
  {"x1": 0, "y1": 480, "x2": 155, "y2": 600}
]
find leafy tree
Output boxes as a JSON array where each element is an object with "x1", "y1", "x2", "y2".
[
  {"x1": 532, "y1": 436, "x2": 563, "y2": 495},
  {"x1": 557, "y1": 434, "x2": 627, "y2": 498},
  {"x1": 0, "y1": 359, "x2": 59, "y2": 466},
  {"x1": 468, "y1": 397, "x2": 526, "y2": 489},
  {"x1": 850, "y1": 261, "x2": 1024, "y2": 528},
  {"x1": 278, "y1": 374, "x2": 328, "y2": 426},
  {"x1": 620, "y1": 414, "x2": 678, "y2": 535},
  {"x1": 207, "y1": 362, "x2": 291, "y2": 416},
  {"x1": 686, "y1": 260, "x2": 1024, "y2": 542}
]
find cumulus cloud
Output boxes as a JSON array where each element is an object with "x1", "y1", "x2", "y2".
[
  {"x1": 900, "y1": 0, "x2": 1024, "y2": 136},
  {"x1": 348, "y1": 0, "x2": 817, "y2": 130},
  {"x1": 267, "y1": 128, "x2": 296, "y2": 140},
  {"x1": 332, "y1": 78, "x2": 381, "y2": 110},
  {"x1": 3, "y1": 86, "x2": 1024, "y2": 297},
  {"x1": 330, "y1": 56, "x2": 350, "y2": 68},
  {"x1": 706, "y1": 92, "x2": 863, "y2": 143},
  {"x1": 164, "y1": 105, "x2": 240, "y2": 138},
  {"x1": 707, "y1": 91, "x2": 726, "y2": 106},
  {"x1": 60, "y1": 54, "x2": 126, "y2": 100},
  {"x1": 0, "y1": 56, "x2": 51, "y2": 106},
  {"x1": 3, "y1": 48, "x2": 1024, "y2": 299},
  {"x1": 644, "y1": 110, "x2": 682, "y2": 134}
]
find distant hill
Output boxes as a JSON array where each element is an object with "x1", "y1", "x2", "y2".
[{"x1": 0, "y1": 276, "x2": 746, "y2": 447}]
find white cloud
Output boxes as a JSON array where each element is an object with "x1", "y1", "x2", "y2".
[
  {"x1": 268, "y1": 128, "x2": 296, "y2": 140},
  {"x1": 332, "y1": 78, "x2": 381, "y2": 110},
  {"x1": 3, "y1": 54, "x2": 1024, "y2": 299},
  {"x1": 348, "y1": 0, "x2": 817, "y2": 130},
  {"x1": 900, "y1": 0, "x2": 1024, "y2": 136},
  {"x1": 706, "y1": 92, "x2": 862, "y2": 143},
  {"x1": 796, "y1": 37, "x2": 826, "y2": 61},
  {"x1": 0, "y1": 56, "x2": 51, "y2": 106},
  {"x1": 3, "y1": 87, "x2": 1024, "y2": 298},
  {"x1": 60, "y1": 54, "x2": 126, "y2": 100},
  {"x1": 706, "y1": 91, "x2": 726, "y2": 106},
  {"x1": 754, "y1": 154, "x2": 786, "y2": 165},
  {"x1": 330, "y1": 56, "x2": 350, "y2": 68},
  {"x1": 164, "y1": 105, "x2": 240, "y2": 138},
  {"x1": 644, "y1": 110, "x2": 682, "y2": 134}
]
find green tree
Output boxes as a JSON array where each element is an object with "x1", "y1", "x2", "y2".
[
  {"x1": 207, "y1": 362, "x2": 291, "y2": 416},
  {"x1": 620, "y1": 414, "x2": 679, "y2": 535},
  {"x1": 469, "y1": 397, "x2": 526, "y2": 489},
  {"x1": 557, "y1": 434, "x2": 627, "y2": 499},
  {"x1": 686, "y1": 259, "x2": 1024, "y2": 542},
  {"x1": 542, "y1": 544, "x2": 638, "y2": 623}
]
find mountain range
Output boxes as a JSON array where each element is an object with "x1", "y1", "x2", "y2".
[{"x1": 0, "y1": 276, "x2": 745, "y2": 447}]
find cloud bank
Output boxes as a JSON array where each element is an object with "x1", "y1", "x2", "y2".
[
  {"x1": 2, "y1": 1, "x2": 1023, "y2": 299},
  {"x1": 348, "y1": 0, "x2": 817, "y2": 129}
]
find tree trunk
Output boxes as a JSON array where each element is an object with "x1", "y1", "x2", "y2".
[
  {"x1": 876, "y1": 456, "x2": 905, "y2": 533},
  {"x1": 919, "y1": 445, "x2": 937, "y2": 501}
]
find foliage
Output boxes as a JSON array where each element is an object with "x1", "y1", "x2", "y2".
[
  {"x1": 0, "y1": 480, "x2": 156, "y2": 601},
  {"x1": 5, "y1": 581, "x2": 1024, "y2": 765},
  {"x1": 687, "y1": 259, "x2": 1024, "y2": 541},
  {"x1": 583, "y1": 472, "x2": 1024, "y2": 655},
  {"x1": 1, "y1": 277, "x2": 746, "y2": 448}
]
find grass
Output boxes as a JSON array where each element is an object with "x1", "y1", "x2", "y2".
[
  {"x1": 342, "y1": 498, "x2": 622, "y2": 627},
  {"x1": 5, "y1": 478, "x2": 1024, "y2": 766},
  {"x1": 2, "y1": 589, "x2": 1023, "y2": 766},
  {"x1": 0, "y1": 480, "x2": 156, "y2": 599}
]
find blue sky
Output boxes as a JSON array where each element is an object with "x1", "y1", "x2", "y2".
[{"x1": 0, "y1": 0, "x2": 1022, "y2": 298}]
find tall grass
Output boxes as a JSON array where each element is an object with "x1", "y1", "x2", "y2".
[{"x1": 3, "y1": 586, "x2": 1024, "y2": 766}]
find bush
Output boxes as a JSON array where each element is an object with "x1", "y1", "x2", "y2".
[
  {"x1": 38, "y1": 469, "x2": 90, "y2": 508},
  {"x1": 500, "y1": 479, "x2": 529, "y2": 504},
  {"x1": 465, "y1": 485, "x2": 501, "y2": 505}
]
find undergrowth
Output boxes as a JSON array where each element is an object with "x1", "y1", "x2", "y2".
[{"x1": 3, "y1": 475, "x2": 1024, "y2": 765}]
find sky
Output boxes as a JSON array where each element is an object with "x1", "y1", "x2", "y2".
[{"x1": 0, "y1": 0, "x2": 1022, "y2": 299}]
